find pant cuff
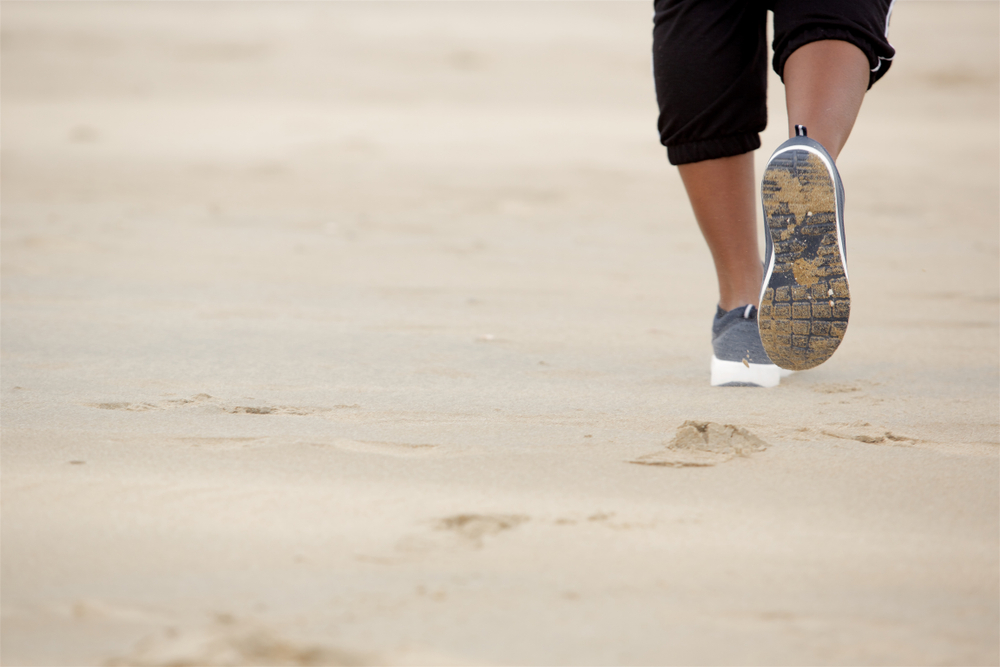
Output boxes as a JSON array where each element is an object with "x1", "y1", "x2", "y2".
[{"x1": 666, "y1": 132, "x2": 761, "y2": 166}]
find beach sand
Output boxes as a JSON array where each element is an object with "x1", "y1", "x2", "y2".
[{"x1": 2, "y1": 2, "x2": 998, "y2": 665}]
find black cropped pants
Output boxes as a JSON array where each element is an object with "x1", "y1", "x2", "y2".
[{"x1": 653, "y1": 0, "x2": 897, "y2": 165}]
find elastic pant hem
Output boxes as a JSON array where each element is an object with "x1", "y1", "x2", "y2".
[{"x1": 667, "y1": 132, "x2": 761, "y2": 166}]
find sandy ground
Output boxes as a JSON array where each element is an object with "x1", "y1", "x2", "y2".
[{"x1": 2, "y1": 2, "x2": 998, "y2": 665}]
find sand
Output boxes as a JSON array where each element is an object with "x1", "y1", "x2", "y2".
[{"x1": 2, "y1": 2, "x2": 997, "y2": 665}]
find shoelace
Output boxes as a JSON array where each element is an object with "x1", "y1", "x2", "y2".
[{"x1": 743, "y1": 304, "x2": 755, "y2": 319}]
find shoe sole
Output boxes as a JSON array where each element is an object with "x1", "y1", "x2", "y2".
[
  {"x1": 710, "y1": 356, "x2": 780, "y2": 388},
  {"x1": 758, "y1": 145, "x2": 850, "y2": 371}
]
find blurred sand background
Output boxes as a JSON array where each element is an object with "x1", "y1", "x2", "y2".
[{"x1": 2, "y1": 2, "x2": 998, "y2": 665}]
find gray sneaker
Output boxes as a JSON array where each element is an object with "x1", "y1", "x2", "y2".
[
  {"x1": 711, "y1": 304, "x2": 780, "y2": 388},
  {"x1": 758, "y1": 126, "x2": 850, "y2": 371}
]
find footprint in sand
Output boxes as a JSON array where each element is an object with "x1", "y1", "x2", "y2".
[
  {"x1": 228, "y1": 405, "x2": 345, "y2": 416},
  {"x1": 630, "y1": 421, "x2": 768, "y2": 467},
  {"x1": 388, "y1": 513, "x2": 529, "y2": 557},
  {"x1": 435, "y1": 513, "x2": 529, "y2": 548},
  {"x1": 552, "y1": 512, "x2": 653, "y2": 530},
  {"x1": 87, "y1": 394, "x2": 358, "y2": 417},
  {"x1": 314, "y1": 439, "x2": 442, "y2": 458},
  {"x1": 821, "y1": 429, "x2": 917, "y2": 446},
  {"x1": 89, "y1": 394, "x2": 217, "y2": 412},
  {"x1": 167, "y1": 437, "x2": 265, "y2": 451},
  {"x1": 811, "y1": 383, "x2": 861, "y2": 394},
  {"x1": 90, "y1": 401, "x2": 158, "y2": 412},
  {"x1": 106, "y1": 616, "x2": 365, "y2": 667}
]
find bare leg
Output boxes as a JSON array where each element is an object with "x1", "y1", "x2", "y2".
[
  {"x1": 784, "y1": 40, "x2": 870, "y2": 160},
  {"x1": 678, "y1": 152, "x2": 761, "y2": 311}
]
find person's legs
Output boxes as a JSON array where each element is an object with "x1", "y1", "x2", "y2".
[{"x1": 652, "y1": 0, "x2": 896, "y2": 382}]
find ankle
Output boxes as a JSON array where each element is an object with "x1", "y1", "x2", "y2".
[{"x1": 717, "y1": 274, "x2": 764, "y2": 311}]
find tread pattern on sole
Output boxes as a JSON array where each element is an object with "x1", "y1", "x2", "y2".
[{"x1": 759, "y1": 149, "x2": 850, "y2": 371}]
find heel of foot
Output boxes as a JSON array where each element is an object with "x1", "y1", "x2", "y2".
[{"x1": 758, "y1": 280, "x2": 850, "y2": 370}]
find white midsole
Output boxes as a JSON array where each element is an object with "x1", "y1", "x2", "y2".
[{"x1": 711, "y1": 356, "x2": 781, "y2": 388}]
